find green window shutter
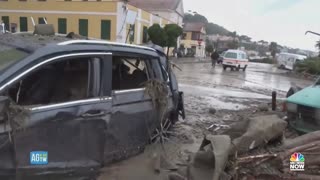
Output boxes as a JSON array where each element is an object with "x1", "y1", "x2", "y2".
[
  {"x1": 142, "y1": 26, "x2": 148, "y2": 43},
  {"x1": 58, "y1": 18, "x2": 67, "y2": 34},
  {"x1": 1, "y1": 16, "x2": 10, "y2": 31},
  {"x1": 129, "y1": 24, "x2": 135, "y2": 43},
  {"x1": 79, "y1": 19, "x2": 88, "y2": 37},
  {"x1": 19, "y1": 17, "x2": 28, "y2": 32},
  {"x1": 101, "y1": 20, "x2": 111, "y2": 40},
  {"x1": 38, "y1": 17, "x2": 46, "y2": 24}
]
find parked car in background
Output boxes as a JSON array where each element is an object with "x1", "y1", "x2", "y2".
[
  {"x1": 0, "y1": 40, "x2": 185, "y2": 178},
  {"x1": 222, "y1": 50, "x2": 249, "y2": 71},
  {"x1": 277, "y1": 52, "x2": 307, "y2": 70}
]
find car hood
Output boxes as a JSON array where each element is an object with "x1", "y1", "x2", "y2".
[{"x1": 287, "y1": 85, "x2": 320, "y2": 108}]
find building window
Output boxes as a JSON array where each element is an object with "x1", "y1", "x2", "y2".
[
  {"x1": 142, "y1": 26, "x2": 148, "y2": 43},
  {"x1": 129, "y1": 24, "x2": 135, "y2": 43},
  {"x1": 19, "y1": 17, "x2": 28, "y2": 32},
  {"x1": 181, "y1": 33, "x2": 187, "y2": 40},
  {"x1": 191, "y1": 32, "x2": 200, "y2": 40},
  {"x1": 38, "y1": 17, "x2": 46, "y2": 24},
  {"x1": 79, "y1": 19, "x2": 88, "y2": 37},
  {"x1": 101, "y1": 20, "x2": 111, "y2": 40},
  {"x1": 58, "y1": 18, "x2": 67, "y2": 34}
]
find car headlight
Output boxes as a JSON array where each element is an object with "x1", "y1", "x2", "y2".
[{"x1": 287, "y1": 103, "x2": 297, "y2": 113}]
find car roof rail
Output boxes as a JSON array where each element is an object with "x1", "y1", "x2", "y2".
[{"x1": 58, "y1": 40, "x2": 156, "y2": 52}]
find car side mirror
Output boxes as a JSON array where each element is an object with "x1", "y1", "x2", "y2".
[{"x1": 0, "y1": 96, "x2": 9, "y2": 123}]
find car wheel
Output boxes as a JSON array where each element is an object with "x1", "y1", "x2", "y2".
[
  {"x1": 236, "y1": 65, "x2": 240, "y2": 71},
  {"x1": 243, "y1": 65, "x2": 247, "y2": 71},
  {"x1": 223, "y1": 65, "x2": 227, "y2": 70},
  {"x1": 150, "y1": 116, "x2": 172, "y2": 143}
]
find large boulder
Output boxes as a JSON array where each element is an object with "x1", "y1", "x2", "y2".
[
  {"x1": 33, "y1": 24, "x2": 55, "y2": 36},
  {"x1": 230, "y1": 115, "x2": 287, "y2": 155}
]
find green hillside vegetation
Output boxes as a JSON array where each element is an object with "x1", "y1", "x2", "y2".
[{"x1": 183, "y1": 13, "x2": 230, "y2": 35}]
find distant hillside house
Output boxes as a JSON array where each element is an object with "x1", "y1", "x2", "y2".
[
  {"x1": 181, "y1": 23, "x2": 206, "y2": 58},
  {"x1": 207, "y1": 34, "x2": 239, "y2": 52},
  {"x1": 0, "y1": 0, "x2": 179, "y2": 45}
]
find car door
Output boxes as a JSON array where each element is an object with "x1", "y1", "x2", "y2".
[
  {"x1": 102, "y1": 53, "x2": 159, "y2": 164},
  {"x1": 3, "y1": 52, "x2": 113, "y2": 175}
]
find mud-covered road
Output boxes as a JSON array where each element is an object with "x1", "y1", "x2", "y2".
[{"x1": 98, "y1": 61, "x2": 313, "y2": 180}]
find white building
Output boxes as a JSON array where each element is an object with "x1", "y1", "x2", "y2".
[{"x1": 129, "y1": 0, "x2": 184, "y2": 27}]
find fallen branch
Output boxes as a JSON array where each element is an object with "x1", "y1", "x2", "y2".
[
  {"x1": 255, "y1": 156, "x2": 274, "y2": 166},
  {"x1": 170, "y1": 62, "x2": 182, "y2": 71},
  {"x1": 237, "y1": 153, "x2": 278, "y2": 162},
  {"x1": 280, "y1": 141, "x2": 320, "y2": 160},
  {"x1": 296, "y1": 174, "x2": 320, "y2": 180},
  {"x1": 306, "y1": 156, "x2": 320, "y2": 166},
  {"x1": 282, "y1": 131, "x2": 320, "y2": 149}
]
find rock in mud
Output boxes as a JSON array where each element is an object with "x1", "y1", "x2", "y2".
[
  {"x1": 209, "y1": 108, "x2": 217, "y2": 114},
  {"x1": 168, "y1": 172, "x2": 186, "y2": 180},
  {"x1": 33, "y1": 24, "x2": 55, "y2": 36},
  {"x1": 258, "y1": 104, "x2": 269, "y2": 112},
  {"x1": 230, "y1": 115, "x2": 287, "y2": 155}
]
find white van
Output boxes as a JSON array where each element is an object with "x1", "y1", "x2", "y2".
[
  {"x1": 277, "y1": 53, "x2": 307, "y2": 70},
  {"x1": 222, "y1": 50, "x2": 249, "y2": 71}
]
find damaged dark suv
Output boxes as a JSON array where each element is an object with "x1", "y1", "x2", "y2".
[{"x1": 0, "y1": 40, "x2": 185, "y2": 178}]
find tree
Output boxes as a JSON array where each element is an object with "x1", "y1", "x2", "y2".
[
  {"x1": 205, "y1": 44, "x2": 214, "y2": 54},
  {"x1": 183, "y1": 13, "x2": 208, "y2": 24},
  {"x1": 206, "y1": 22, "x2": 230, "y2": 35},
  {"x1": 316, "y1": 40, "x2": 320, "y2": 57},
  {"x1": 228, "y1": 31, "x2": 237, "y2": 38},
  {"x1": 147, "y1": 24, "x2": 167, "y2": 47},
  {"x1": 269, "y1": 42, "x2": 279, "y2": 59},
  {"x1": 184, "y1": 13, "x2": 230, "y2": 36},
  {"x1": 148, "y1": 24, "x2": 182, "y2": 57},
  {"x1": 164, "y1": 24, "x2": 183, "y2": 57},
  {"x1": 239, "y1": 35, "x2": 251, "y2": 42},
  {"x1": 227, "y1": 40, "x2": 239, "y2": 49}
]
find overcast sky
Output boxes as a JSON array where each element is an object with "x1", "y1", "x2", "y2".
[{"x1": 183, "y1": 0, "x2": 320, "y2": 51}]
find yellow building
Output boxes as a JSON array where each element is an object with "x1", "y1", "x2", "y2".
[
  {"x1": 0, "y1": 0, "x2": 175, "y2": 45},
  {"x1": 181, "y1": 23, "x2": 206, "y2": 58}
]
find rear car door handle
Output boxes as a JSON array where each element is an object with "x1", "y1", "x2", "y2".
[{"x1": 81, "y1": 110, "x2": 106, "y2": 118}]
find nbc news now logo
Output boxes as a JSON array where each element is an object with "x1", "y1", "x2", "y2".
[{"x1": 290, "y1": 152, "x2": 305, "y2": 171}]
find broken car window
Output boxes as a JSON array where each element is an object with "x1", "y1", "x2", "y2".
[
  {"x1": 7, "y1": 57, "x2": 99, "y2": 106},
  {"x1": 0, "y1": 48, "x2": 29, "y2": 72},
  {"x1": 112, "y1": 56, "x2": 148, "y2": 90}
]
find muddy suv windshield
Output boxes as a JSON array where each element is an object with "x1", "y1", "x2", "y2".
[{"x1": 0, "y1": 47, "x2": 29, "y2": 72}]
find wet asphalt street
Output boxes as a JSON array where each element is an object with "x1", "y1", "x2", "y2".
[{"x1": 175, "y1": 61, "x2": 313, "y2": 99}]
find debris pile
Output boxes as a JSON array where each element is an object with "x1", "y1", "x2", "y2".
[{"x1": 152, "y1": 114, "x2": 320, "y2": 180}]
